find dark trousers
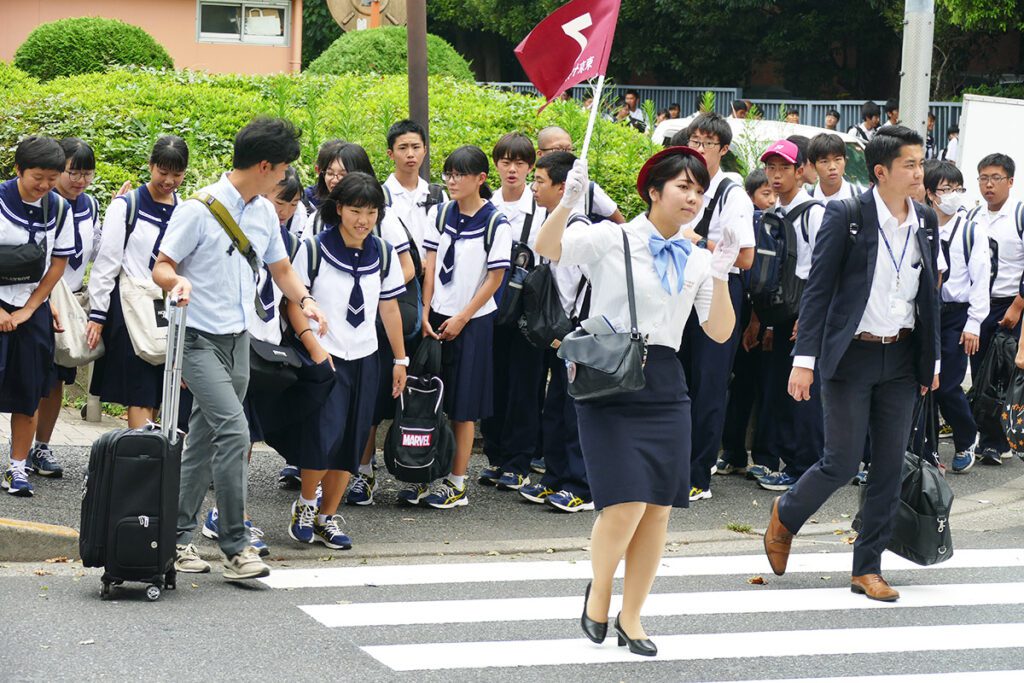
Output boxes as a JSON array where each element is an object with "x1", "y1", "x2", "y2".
[
  {"x1": 482, "y1": 325, "x2": 546, "y2": 475},
  {"x1": 720, "y1": 300, "x2": 778, "y2": 470},
  {"x1": 540, "y1": 349, "x2": 590, "y2": 498},
  {"x1": 934, "y1": 303, "x2": 977, "y2": 452},
  {"x1": 767, "y1": 318, "x2": 824, "y2": 478},
  {"x1": 971, "y1": 296, "x2": 1021, "y2": 452},
  {"x1": 778, "y1": 339, "x2": 918, "y2": 576},
  {"x1": 681, "y1": 273, "x2": 744, "y2": 491}
]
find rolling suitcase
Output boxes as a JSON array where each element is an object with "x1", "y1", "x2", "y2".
[{"x1": 79, "y1": 301, "x2": 188, "y2": 601}]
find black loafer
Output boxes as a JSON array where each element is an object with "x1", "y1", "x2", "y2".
[
  {"x1": 614, "y1": 613, "x2": 657, "y2": 656},
  {"x1": 580, "y1": 582, "x2": 607, "y2": 643}
]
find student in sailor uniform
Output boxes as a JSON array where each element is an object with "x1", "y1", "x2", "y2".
[
  {"x1": 969, "y1": 153, "x2": 1023, "y2": 464},
  {"x1": 923, "y1": 160, "x2": 988, "y2": 473},
  {"x1": 282, "y1": 172, "x2": 407, "y2": 549},
  {"x1": 0, "y1": 136, "x2": 76, "y2": 498},
  {"x1": 535, "y1": 148, "x2": 738, "y2": 656},
  {"x1": 31, "y1": 138, "x2": 102, "y2": 480},
  {"x1": 668, "y1": 114, "x2": 757, "y2": 502},
  {"x1": 756, "y1": 140, "x2": 827, "y2": 492},
  {"x1": 304, "y1": 142, "x2": 376, "y2": 237},
  {"x1": 517, "y1": 151, "x2": 595, "y2": 512},
  {"x1": 86, "y1": 135, "x2": 188, "y2": 428},
  {"x1": 536, "y1": 126, "x2": 625, "y2": 224},
  {"x1": 406, "y1": 145, "x2": 512, "y2": 510},
  {"x1": 809, "y1": 133, "x2": 861, "y2": 202},
  {"x1": 382, "y1": 119, "x2": 449, "y2": 264},
  {"x1": 272, "y1": 176, "x2": 308, "y2": 241},
  {"x1": 479, "y1": 132, "x2": 549, "y2": 492},
  {"x1": 302, "y1": 138, "x2": 346, "y2": 214}
]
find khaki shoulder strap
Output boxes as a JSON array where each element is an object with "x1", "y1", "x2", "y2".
[{"x1": 190, "y1": 191, "x2": 259, "y2": 275}]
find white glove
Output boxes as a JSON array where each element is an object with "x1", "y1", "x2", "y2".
[
  {"x1": 709, "y1": 222, "x2": 740, "y2": 281},
  {"x1": 559, "y1": 159, "x2": 589, "y2": 209}
]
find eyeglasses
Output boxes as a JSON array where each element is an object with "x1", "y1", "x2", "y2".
[
  {"x1": 64, "y1": 170, "x2": 95, "y2": 182},
  {"x1": 539, "y1": 146, "x2": 574, "y2": 153},
  {"x1": 978, "y1": 175, "x2": 1009, "y2": 185},
  {"x1": 442, "y1": 172, "x2": 469, "y2": 183},
  {"x1": 935, "y1": 186, "x2": 967, "y2": 195},
  {"x1": 324, "y1": 170, "x2": 346, "y2": 181},
  {"x1": 688, "y1": 139, "x2": 721, "y2": 150}
]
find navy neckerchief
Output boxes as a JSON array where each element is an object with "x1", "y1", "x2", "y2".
[
  {"x1": 319, "y1": 227, "x2": 382, "y2": 327},
  {"x1": 67, "y1": 192, "x2": 94, "y2": 270},
  {"x1": 0, "y1": 179, "x2": 55, "y2": 241},
  {"x1": 137, "y1": 184, "x2": 177, "y2": 269},
  {"x1": 257, "y1": 225, "x2": 292, "y2": 317},
  {"x1": 439, "y1": 201, "x2": 497, "y2": 286}
]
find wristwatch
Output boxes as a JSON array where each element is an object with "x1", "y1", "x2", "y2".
[
  {"x1": 299, "y1": 295, "x2": 316, "y2": 309},
  {"x1": 393, "y1": 357, "x2": 410, "y2": 367}
]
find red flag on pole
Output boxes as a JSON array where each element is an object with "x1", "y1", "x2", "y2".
[{"x1": 514, "y1": 0, "x2": 622, "y2": 110}]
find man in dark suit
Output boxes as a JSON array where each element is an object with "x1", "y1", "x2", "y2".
[{"x1": 763, "y1": 126, "x2": 941, "y2": 602}]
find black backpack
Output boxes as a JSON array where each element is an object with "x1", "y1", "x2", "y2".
[
  {"x1": 519, "y1": 214, "x2": 589, "y2": 348},
  {"x1": 383, "y1": 338, "x2": 455, "y2": 483},
  {"x1": 748, "y1": 201, "x2": 821, "y2": 326},
  {"x1": 495, "y1": 197, "x2": 538, "y2": 328},
  {"x1": 969, "y1": 328, "x2": 1019, "y2": 439}
]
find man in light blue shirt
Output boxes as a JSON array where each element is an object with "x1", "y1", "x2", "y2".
[{"x1": 154, "y1": 117, "x2": 327, "y2": 580}]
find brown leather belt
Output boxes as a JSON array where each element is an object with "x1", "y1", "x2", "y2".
[{"x1": 853, "y1": 328, "x2": 911, "y2": 344}]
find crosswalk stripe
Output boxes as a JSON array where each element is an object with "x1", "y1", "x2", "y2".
[
  {"x1": 299, "y1": 581, "x2": 1024, "y2": 628},
  {"x1": 360, "y1": 622, "x2": 1024, "y2": 671},
  {"x1": 259, "y1": 548, "x2": 1024, "y2": 589},
  {"x1": 731, "y1": 673, "x2": 1024, "y2": 683}
]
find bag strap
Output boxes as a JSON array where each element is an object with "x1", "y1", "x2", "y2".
[
  {"x1": 305, "y1": 235, "x2": 321, "y2": 292},
  {"x1": 393, "y1": 215, "x2": 422, "y2": 277},
  {"x1": 1016, "y1": 201, "x2": 1024, "y2": 239},
  {"x1": 517, "y1": 196, "x2": 536, "y2": 246},
  {"x1": 283, "y1": 230, "x2": 301, "y2": 261},
  {"x1": 123, "y1": 189, "x2": 139, "y2": 249},
  {"x1": 838, "y1": 196, "x2": 863, "y2": 271},
  {"x1": 695, "y1": 178, "x2": 737, "y2": 238},
  {"x1": 373, "y1": 234, "x2": 390, "y2": 282},
  {"x1": 382, "y1": 185, "x2": 393, "y2": 207},
  {"x1": 783, "y1": 200, "x2": 823, "y2": 243},
  {"x1": 584, "y1": 181, "x2": 595, "y2": 218},
  {"x1": 485, "y1": 208, "x2": 504, "y2": 254},
  {"x1": 621, "y1": 229, "x2": 639, "y2": 337}
]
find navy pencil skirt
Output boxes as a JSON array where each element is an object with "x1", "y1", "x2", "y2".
[{"x1": 575, "y1": 345, "x2": 692, "y2": 510}]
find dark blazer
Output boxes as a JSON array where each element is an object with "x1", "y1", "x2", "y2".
[{"x1": 794, "y1": 189, "x2": 941, "y2": 386}]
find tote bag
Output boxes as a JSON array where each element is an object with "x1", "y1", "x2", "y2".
[
  {"x1": 118, "y1": 272, "x2": 168, "y2": 366},
  {"x1": 52, "y1": 278, "x2": 103, "y2": 367}
]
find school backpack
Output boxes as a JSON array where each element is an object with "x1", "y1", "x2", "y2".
[
  {"x1": 494, "y1": 197, "x2": 538, "y2": 329},
  {"x1": 383, "y1": 338, "x2": 455, "y2": 483},
  {"x1": 748, "y1": 201, "x2": 822, "y2": 326},
  {"x1": 433, "y1": 200, "x2": 507, "y2": 309},
  {"x1": 969, "y1": 328, "x2": 1019, "y2": 441},
  {"x1": 694, "y1": 179, "x2": 740, "y2": 239},
  {"x1": 1001, "y1": 366, "x2": 1024, "y2": 454},
  {"x1": 965, "y1": 202, "x2": 1024, "y2": 292},
  {"x1": 519, "y1": 214, "x2": 590, "y2": 349},
  {"x1": 382, "y1": 182, "x2": 446, "y2": 216},
  {"x1": 304, "y1": 233, "x2": 390, "y2": 292}
]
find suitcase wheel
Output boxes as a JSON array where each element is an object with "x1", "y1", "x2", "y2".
[
  {"x1": 145, "y1": 585, "x2": 161, "y2": 602},
  {"x1": 100, "y1": 582, "x2": 111, "y2": 599}
]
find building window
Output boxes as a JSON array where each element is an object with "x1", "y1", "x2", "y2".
[{"x1": 198, "y1": 1, "x2": 290, "y2": 45}]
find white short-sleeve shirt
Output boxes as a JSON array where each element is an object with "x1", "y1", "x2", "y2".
[
  {"x1": 559, "y1": 213, "x2": 715, "y2": 351},
  {"x1": 384, "y1": 174, "x2": 448, "y2": 263},
  {"x1": 0, "y1": 181, "x2": 76, "y2": 307},
  {"x1": 939, "y1": 212, "x2": 990, "y2": 337},
  {"x1": 573, "y1": 181, "x2": 618, "y2": 220},
  {"x1": 551, "y1": 213, "x2": 592, "y2": 318},
  {"x1": 686, "y1": 170, "x2": 755, "y2": 275},
  {"x1": 777, "y1": 189, "x2": 826, "y2": 280},
  {"x1": 492, "y1": 187, "x2": 547, "y2": 263},
  {"x1": 973, "y1": 200, "x2": 1024, "y2": 298}
]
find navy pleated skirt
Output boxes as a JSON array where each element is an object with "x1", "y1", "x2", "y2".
[
  {"x1": 55, "y1": 364, "x2": 77, "y2": 385},
  {"x1": 0, "y1": 300, "x2": 56, "y2": 415},
  {"x1": 429, "y1": 311, "x2": 494, "y2": 422},
  {"x1": 90, "y1": 280, "x2": 163, "y2": 408},
  {"x1": 575, "y1": 346, "x2": 692, "y2": 510}
]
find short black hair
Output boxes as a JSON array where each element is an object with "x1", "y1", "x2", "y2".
[
  {"x1": 864, "y1": 125, "x2": 924, "y2": 183},
  {"x1": 275, "y1": 167, "x2": 304, "y2": 202},
  {"x1": 978, "y1": 153, "x2": 1015, "y2": 178},
  {"x1": 640, "y1": 152, "x2": 710, "y2": 210},
  {"x1": 656, "y1": 108, "x2": 669, "y2": 118},
  {"x1": 744, "y1": 168, "x2": 769, "y2": 197},
  {"x1": 149, "y1": 135, "x2": 189, "y2": 173},
  {"x1": 731, "y1": 99, "x2": 748, "y2": 113},
  {"x1": 387, "y1": 119, "x2": 427, "y2": 149},
  {"x1": 807, "y1": 133, "x2": 847, "y2": 163},
  {"x1": 675, "y1": 112, "x2": 732, "y2": 148},
  {"x1": 669, "y1": 102, "x2": 680, "y2": 111},
  {"x1": 861, "y1": 101, "x2": 881, "y2": 121},
  {"x1": 786, "y1": 135, "x2": 810, "y2": 166},
  {"x1": 885, "y1": 99, "x2": 899, "y2": 114},
  {"x1": 15, "y1": 135, "x2": 65, "y2": 172},
  {"x1": 492, "y1": 132, "x2": 536, "y2": 167},
  {"x1": 948, "y1": 124, "x2": 959, "y2": 135},
  {"x1": 336, "y1": 143, "x2": 376, "y2": 177},
  {"x1": 233, "y1": 117, "x2": 301, "y2": 170},
  {"x1": 535, "y1": 151, "x2": 577, "y2": 185},
  {"x1": 923, "y1": 159, "x2": 964, "y2": 196},
  {"x1": 625, "y1": 89, "x2": 640, "y2": 98},
  {"x1": 319, "y1": 171, "x2": 386, "y2": 227},
  {"x1": 826, "y1": 109, "x2": 841, "y2": 120},
  {"x1": 443, "y1": 145, "x2": 492, "y2": 199},
  {"x1": 786, "y1": 108, "x2": 800, "y2": 117},
  {"x1": 59, "y1": 137, "x2": 95, "y2": 171}
]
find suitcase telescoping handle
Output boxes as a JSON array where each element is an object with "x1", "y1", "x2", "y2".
[{"x1": 160, "y1": 298, "x2": 188, "y2": 444}]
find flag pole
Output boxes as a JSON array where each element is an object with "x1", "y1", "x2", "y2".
[{"x1": 580, "y1": 74, "x2": 605, "y2": 163}]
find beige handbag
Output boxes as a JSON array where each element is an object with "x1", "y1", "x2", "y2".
[
  {"x1": 118, "y1": 271, "x2": 167, "y2": 366},
  {"x1": 52, "y1": 278, "x2": 104, "y2": 367}
]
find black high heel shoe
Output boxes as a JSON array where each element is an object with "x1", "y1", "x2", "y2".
[
  {"x1": 580, "y1": 582, "x2": 608, "y2": 643},
  {"x1": 614, "y1": 613, "x2": 657, "y2": 656}
]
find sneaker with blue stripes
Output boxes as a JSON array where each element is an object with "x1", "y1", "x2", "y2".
[
  {"x1": 519, "y1": 483, "x2": 556, "y2": 504},
  {"x1": 757, "y1": 471, "x2": 799, "y2": 491},
  {"x1": 496, "y1": 471, "x2": 529, "y2": 491},
  {"x1": 288, "y1": 500, "x2": 317, "y2": 544},
  {"x1": 313, "y1": 516, "x2": 352, "y2": 550},
  {"x1": 346, "y1": 472, "x2": 375, "y2": 506},
  {"x1": 547, "y1": 490, "x2": 595, "y2": 512},
  {"x1": 477, "y1": 465, "x2": 501, "y2": 486},
  {"x1": 28, "y1": 444, "x2": 63, "y2": 478},
  {"x1": 2, "y1": 467, "x2": 33, "y2": 497},
  {"x1": 422, "y1": 478, "x2": 469, "y2": 509},
  {"x1": 397, "y1": 482, "x2": 429, "y2": 505}
]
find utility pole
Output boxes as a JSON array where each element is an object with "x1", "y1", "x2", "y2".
[
  {"x1": 898, "y1": 0, "x2": 935, "y2": 136},
  {"x1": 407, "y1": 0, "x2": 430, "y2": 180}
]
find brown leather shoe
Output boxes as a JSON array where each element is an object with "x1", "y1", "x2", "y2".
[
  {"x1": 850, "y1": 574, "x2": 900, "y2": 602},
  {"x1": 763, "y1": 497, "x2": 793, "y2": 576}
]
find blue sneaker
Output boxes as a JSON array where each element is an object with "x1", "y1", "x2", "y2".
[
  {"x1": 745, "y1": 465, "x2": 771, "y2": 480},
  {"x1": 530, "y1": 457, "x2": 546, "y2": 474},
  {"x1": 28, "y1": 444, "x2": 63, "y2": 478},
  {"x1": 547, "y1": 490, "x2": 595, "y2": 512},
  {"x1": 758, "y1": 471, "x2": 799, "y2": 491},
  {"x1": 201, "y1": 508, "x2": 219, "y2": 539},
  {"x1": 313, "y1": 515, "x2": 352, "y2": 550},
  {"x1": 979, "y1": 448, "x2": 1002, "y2": 466},
  {"x1": 2, "y1": 467, "x2": 33, "y2": 497},
  {"x1": 477, "y1": 465, "x2": 501, "y2": 486},
  {"x1": 288, "y1": 500, "x2": 317, "y2": 544},
  {"x1": 246, "y1": 520, "x2": 269, "y2": 557},
  {"x1": 422, "y1": 478, "x2": 469, "y2": 509},
  {"x1": 397, "y1": 482, "x2": 429, "y2": 505},
  {"x1": 519, "y1": 482, "x2": 556, "y2": 504},
  {"x1": 278, "y1": 465, "x2": 301, "y2": 490},
  {"x1": 850, "y1": 470, "x2": 868, "y2": 486},
  {"x1": 951, "y1": 447, "x2": 976, "y2": 474},
  {"x1": 346, "y1": 472, "x2": 375, "y2": 506},
  {"x1": 496, "y1": 471, "x2": 530, "y2": 491},
  {"x1": 715, "y1": 458, "x2": 746, "y2": 475}
]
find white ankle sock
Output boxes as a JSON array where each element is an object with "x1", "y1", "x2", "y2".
[
  {"x1": 299, "y1": 495, "x2": 318, "y2": 508},
  {"x1": 448, "y1": 474, "x2": 465, "y2": 489},
  {"x1": 10, "y1": 459, "x2": 27, "y2": 473},
  {"x1": 358, "y1": 463, "x2": 373, "y2": 476},
  {"x1": 316, "y1": 514, "x2": 329, "y2": 524}
]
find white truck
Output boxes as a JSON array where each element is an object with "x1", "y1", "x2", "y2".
[{"x1": 958, "y1": 93, "x2": 1024, "y2": 210}]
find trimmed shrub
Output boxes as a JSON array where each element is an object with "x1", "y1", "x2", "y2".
[
  {"x1": 0, "y1": 61, "x2": 38, "y2": 93},
  {"x1": 307, "y1": 27, "x2": 474, "y2": 81},
  {"x1": 14, "y1": 18, "x2": 173, "y2": 81}
]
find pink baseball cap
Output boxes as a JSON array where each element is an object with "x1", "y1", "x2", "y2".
[{"x1": 760, "y1": 139, "x2": 800, "y2": 164}]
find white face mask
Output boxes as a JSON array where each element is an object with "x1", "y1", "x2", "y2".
[{"x1": 937, "y1": 192, "x2": 963, "y2": 216}]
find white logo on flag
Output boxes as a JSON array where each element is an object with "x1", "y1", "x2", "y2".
[{"x1": 561, "y1": 13, "x2": 593, "y2": 58}]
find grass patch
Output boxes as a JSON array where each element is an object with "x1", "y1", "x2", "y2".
[{"x1": 726, "y1": 522, "x2": 754, "y2": 534}]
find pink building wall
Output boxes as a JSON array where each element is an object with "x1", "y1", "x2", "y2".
[{"x1": 1, "y1": 0, "x2": 303, "y2": 75}]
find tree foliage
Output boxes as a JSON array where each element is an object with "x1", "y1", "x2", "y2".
[
  {"x1": 306, "y1": 26, "x2": 474, "y2": 80},
  {"x1": 302, "y1": 0, "x2": 343, "y2": 67}
]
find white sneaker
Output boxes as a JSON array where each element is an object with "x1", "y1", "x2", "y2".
[
  {"x1": 175, "y1": 543, "x2": 211, "y2": 573},
  {"x1": 223, "y1": 546, "x2": 270, "y2": 580}
]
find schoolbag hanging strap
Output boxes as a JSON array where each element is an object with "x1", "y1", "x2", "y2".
[
  {"x1": 621, "y1": 229, "x2": 639, "y2": 337},
  {"x1": 694, "y1": 178, "x2": 737, "y2": 239}
]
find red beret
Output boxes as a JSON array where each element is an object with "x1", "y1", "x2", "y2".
[{"x1": 636, "y1": 146, "x2": 707, "y2": 199}]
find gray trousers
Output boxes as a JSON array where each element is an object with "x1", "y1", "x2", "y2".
[{"x1": 176, "y1": 329, "x2": 250, "y2": 557}]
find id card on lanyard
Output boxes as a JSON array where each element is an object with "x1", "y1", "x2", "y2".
[{"x1": 880, "y1": 220, "x2": 914, "y2": 319}]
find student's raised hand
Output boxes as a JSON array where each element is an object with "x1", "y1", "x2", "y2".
[
  {"x1": 709, "y1": 223, "x2": 740, "y2": 281},
  {"x1": 114, "y1": 181, "x2": 132, "y2": 199},
  {"x1": 560, "y1": 159, "x2": 589, "y2": 209},
  {"x1": 392, "y1": 365, "x2": 407, "y2": 398}
]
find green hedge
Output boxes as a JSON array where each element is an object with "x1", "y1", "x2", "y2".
[
  {"x1": 0, "y1": 68, "x2": 656, "y2": 216},
  {"x1": 307, "y1": 26, "x2": 474, "y2": 82},
  {"x1": 0, "y1": 61, "x2": 38, "y2": 92},
  {"x1": 13, "y1": 18, "x2": 173, "y2": 81}
]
